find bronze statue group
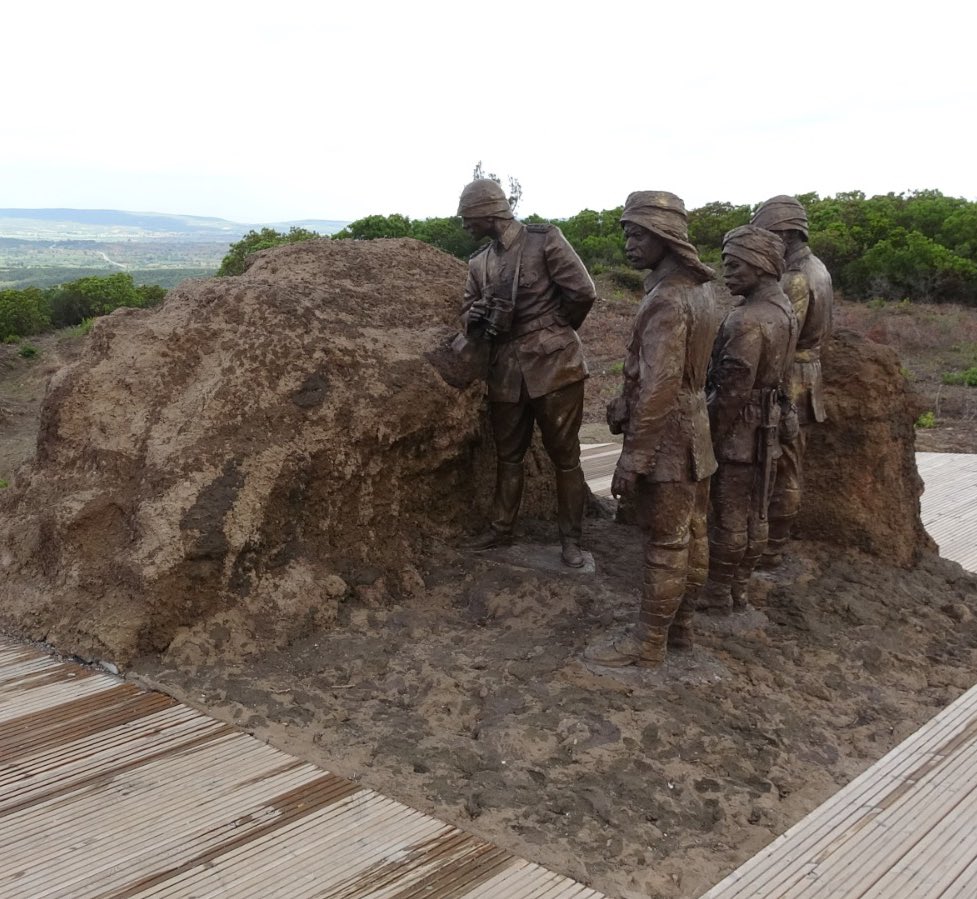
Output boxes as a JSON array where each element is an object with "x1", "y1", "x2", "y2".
[{"x1": 455, "y1": 180, "x2": 833, "y2": 669}]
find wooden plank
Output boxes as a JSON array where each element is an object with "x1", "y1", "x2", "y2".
[{"x1": 0, "y1": 636, "x2": 605, "y2": 899}]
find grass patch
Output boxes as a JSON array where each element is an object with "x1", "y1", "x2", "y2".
[{"x1": 941, "y1": 367, "x2": 977, "y2": 387}]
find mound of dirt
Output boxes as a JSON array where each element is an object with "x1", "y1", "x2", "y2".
[
  {"x1": 796, "y1": 328, "x2": 934, "y2": 566},
  {"x1": 0, "y1": 238, "x2": 560, "y2": 665}
]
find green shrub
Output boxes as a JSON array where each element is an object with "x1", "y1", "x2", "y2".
[
  {"x1": 18, "y1": 344, "x2": 38, "y2": 358},
  {"x1": 0, "y1": 287, "x2": 50, "y2": 340},
  {"x1": 941, "y1": 367, "x2": 977, "y2": 387},
  {"x1": 606, "y1": 267, "x2": 645, "y2": 292},
  {"x1": 915, "y1": 411, "x2": 936, "y2": 428},
  {"x1": 218, "y1": 227, "x2": 320, "y2": 276}
]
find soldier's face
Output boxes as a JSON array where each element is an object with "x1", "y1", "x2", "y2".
[
  {"x1": 623, "y1": 224, "x2": 667, "y2": 270},
  {"x1": 462, "y1": 216, "x2": 495, "y2": 240},
  {"x1": 722, "y1": 255, "x2": 762, "y2": 297}
]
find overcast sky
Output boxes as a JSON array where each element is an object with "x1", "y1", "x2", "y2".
[{"x1": 2, "y1": 0, "x2": 973, "y2": 224}]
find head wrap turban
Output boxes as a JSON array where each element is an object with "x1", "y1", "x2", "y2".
[
  {"x1": 722, "y1": 225, "x2": 786, "y2": 278},
  {"x1": 457, "y1": 179, "x2": 513, "y2": 219},
  {"x1": 619, "y1": 191, "x2": 713, "y2": 282},
  {"x1": 750, "y1": 195, "x2": 809, "y2": 240}
]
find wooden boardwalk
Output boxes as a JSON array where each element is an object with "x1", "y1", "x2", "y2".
[
  {"x1": 701, "y1": 678, "x2": 977, "y2": 898},
  {"x1": 694, "y1": 450, "x2": 977, "y2": 897},
  {"x1": 917, "y1": 452, "x2": 977, "y2": 573},
  {"x1": 0, "y1": 637, "x2": 605, "y2": 899}
]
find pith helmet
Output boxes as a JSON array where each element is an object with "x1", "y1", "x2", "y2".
[{"x1": 457, "y1": 179, "x2": 513, "y2": 219}]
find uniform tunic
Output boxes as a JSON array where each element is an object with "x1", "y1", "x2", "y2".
[{"x1": 462, "y1": 220, "x2": 596, "y2": 403}]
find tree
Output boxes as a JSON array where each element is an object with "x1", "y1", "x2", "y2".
[
  {"x1": 471, "y1": 161, "x2": 522, "y2": 215},
  {"x1": 688, "y1": 202, "x2": 752, "y2": 261},
  {"x1": 47, "y1": 272, "x2": 153, "y2": 327},
  {"x1": 217, "y1": 227, "x2": 320, "y2": 277},
  {"x1": 331, "y1": 215, "x2": 412, "y2": 241},
  {"x1": 0, "y1": 287, "x2": 50, "y2": 339}
]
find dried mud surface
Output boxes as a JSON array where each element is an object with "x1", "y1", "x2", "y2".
[
  {"x1": 2, "y1": 254, "x2": 977, "y2": 898},
  {"x1": 133, "y1": 533, "x2": 977, "y2": 899}
]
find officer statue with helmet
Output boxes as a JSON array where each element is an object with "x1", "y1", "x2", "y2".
[{"x1": 456, "y1": 178, "x2": 597, "y2": 567}]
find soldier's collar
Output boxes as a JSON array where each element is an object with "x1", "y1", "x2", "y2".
[
  {"x1": 494, "y1": 218, "x2": 524, "y2": 251},
  {"x1": 643, "y1": 255, "x2": 682, "y2": 292},
  {"x1": 785, "y1": 242, "x2": 811, "y2": 268}
]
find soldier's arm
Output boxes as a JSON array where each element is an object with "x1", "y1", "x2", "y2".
[
  {"x1": 708, "y1": 317, "x2": 761, "y2": 443},
  {"x1": 617, "y1": 297, "x2": 685, "y2": 475},
  {"x1": 542, "y1": 225, "x2": 597, "y2": 329},
  {"x1": 460, "y1": 256, "x2": 487, "y2": 330}
]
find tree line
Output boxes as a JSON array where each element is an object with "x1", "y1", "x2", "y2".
[
  {"x1": 3, "y1": 189, "x2": 973, "y2": 342},
  {"x1": 222, "y1": 190, "x2": 977, "y2": 306},
  {"x1": 0, "y1": 273, "x2": 166, "y2": 342}
]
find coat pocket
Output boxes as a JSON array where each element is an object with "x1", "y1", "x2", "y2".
[{"x1": 538, "y1": 327, "x2": 577, "y2": 355}]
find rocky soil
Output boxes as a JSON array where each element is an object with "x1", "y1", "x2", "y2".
[{"x1": 1, "y1": 242, "x2": 976, "y2": 899}]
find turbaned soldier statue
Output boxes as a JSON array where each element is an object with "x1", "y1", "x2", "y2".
[
  {"x1": 585, "y1": 191, "x2": 722, "y2": 667},
  {"x1": 456, "y1": 179, "x2": 597, "y2": 567},
  {"x1": 700, "y1": 225, "x2": 798, "y2": 615},
  {"x1": 750, "y1": 196, "x2": 834, "y2": 567}
]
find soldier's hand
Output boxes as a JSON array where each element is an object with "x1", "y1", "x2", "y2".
[
  {"x1": 606, "y1": 395, "x2": 628, "y2": 435},
  {"x1": 611, "y1": 466, "x2": 638, "y2": 500},
  {"x1": 468, "y1": 297, "x2": 490, "y2": 322}
]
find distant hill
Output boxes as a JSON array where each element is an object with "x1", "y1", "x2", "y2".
[
  {"x1": 0, "y1": 209, "x2": 348, "y2": 242},
  {"x1": 0, "y1": 208, "x2": 349, "y2": 289}
]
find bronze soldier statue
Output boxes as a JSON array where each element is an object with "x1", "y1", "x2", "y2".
[
  {"x1": 700, "y1": 225, "x2": 798, "y2": 615},
  {"x1": 750, "y1": 196, "x2": 834, "y2": 567},
  {"x1": 585, "y1": 191, "x2": 721, "y2": 666},
  {"x1": 457, "y1": 179, "x2": 597, "y2": 567}
]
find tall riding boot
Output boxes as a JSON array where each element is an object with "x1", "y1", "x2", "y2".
[
  {"x1": 700, "y1": 540, "x2": 740, "y2": 615},
  {"x1": 669, "y1": 589, "x2": 698, "y2": 651},
  {"x1": 584, "y1": 571, "x2": 685, "y2": 668},
  {"x1": 462, "y1": 461, "x2": 524, "y2": 550},
  {"x1": 555, "y1": 464, "x2": 586, "y2": 568},
  {"x1": 635, "y1": 569, "x2": 686, "y2": 667},
  {"x1": 673, "y1": 498, "x2": 707, "y2": 649},
  {"x1": 733, "y1": 518, "x2": 768, "y2": 609},
  {"x1": 760, "y1": 517, "x2": 793, "y2": 569}
]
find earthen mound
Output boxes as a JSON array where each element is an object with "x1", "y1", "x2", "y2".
[
  {"x1": 0, "y1": 238, "x2": 554, "y2": 665},
  {"x1": 796, "y1": 328, "x2": 934, "y2": 566}
]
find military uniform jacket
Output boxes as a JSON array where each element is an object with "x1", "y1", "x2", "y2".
[
  {"x1": 708, "y1": 281, "x2": 798, "y2": 463},
  {"x1": 782, "y1": 244, "x2": 833, "y2": 422},
  {"x1": 616, "y1": 258, "x2": 722, "y2": 483},
  {"x1": 462, "y1": 220, "x2": 597, "y2": 403}
]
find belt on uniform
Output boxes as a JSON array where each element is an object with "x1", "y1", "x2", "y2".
[{"x1": 496, "y1": 311, "x2": 565, "y2": 343}]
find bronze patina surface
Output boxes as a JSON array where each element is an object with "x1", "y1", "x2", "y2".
[
  {"x1": 701, "y1": 225, "x2": 798, "y2": 614},
  {"x1": 586, "y1": 191, "x2": 721, "y2": 667},
  {"x1": 751, "y1": 196, "x2": 835, "y2": 565},
  {"x1": 457, "y1": 179, "x2": 597, "y2": 567}
]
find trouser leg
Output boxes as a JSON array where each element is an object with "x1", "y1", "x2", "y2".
[
  {"x1": 670, "y1": 478, "x2": 710, "y2": 649},
  {"x1": 480, "y1": 391, "x2": 535, "y2": 539},
  {"x1": 585, "y1": 478, "x2": 694, "y2": 668},
  {"x1": 731, "y1": 459, "x2": 775, "y2": 607},
  {"x1": 702, "y1": 462, "x2": 752, "y2": 614},
  {"x1": 533, "y1": 381, "x2": 586, "y2": 563},
  {"x1": 636, "y1": 480, "x2": 695, "y2": 665},
  {"x1": 764, "y1": 425, "x2": 807, "y2": 560}
]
